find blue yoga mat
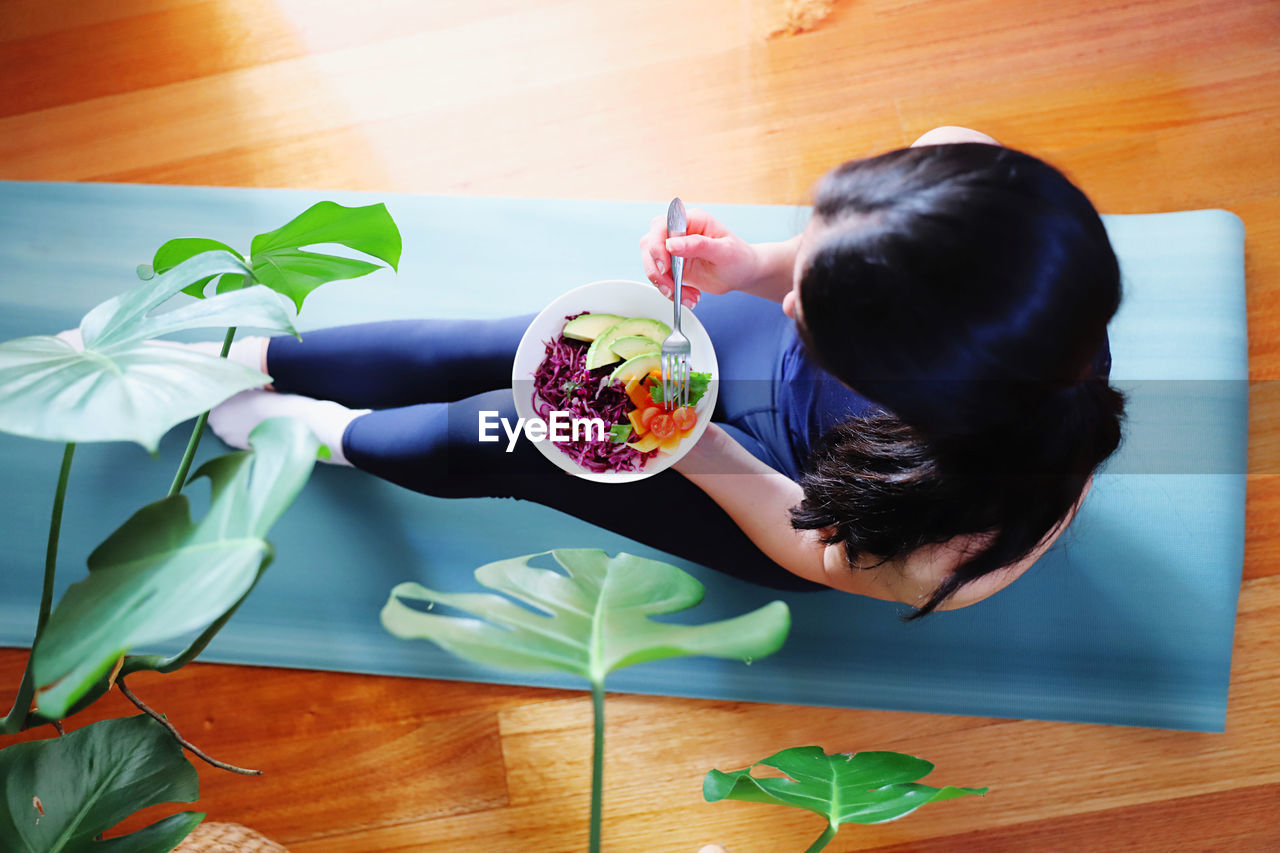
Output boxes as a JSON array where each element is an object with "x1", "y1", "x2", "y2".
[{"x1": 0, "y1": 181, "x2": 1247, "y2": 731}]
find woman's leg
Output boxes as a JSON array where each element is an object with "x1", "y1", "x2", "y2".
[
  {"x1": 266, "y1": 314, "x2": 535, "y2": 409},
  {"x1": 264, "y1": 293, "x2": 789, "y2": 413},
  {"x1": 342, "y1": 389, "x2": 825, "y2": 592}
]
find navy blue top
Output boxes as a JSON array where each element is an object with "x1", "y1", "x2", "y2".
[
  {"x1": 774, "y1": 325, "x2": 1114, "y2": 480},
  {"x1": 693, "y1": 290, "x2": 1114, "y2": 482}
]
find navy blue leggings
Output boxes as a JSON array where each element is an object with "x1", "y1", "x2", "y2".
[{"x1": 267, "y1": 293, "x2": 826, "y2": 592}]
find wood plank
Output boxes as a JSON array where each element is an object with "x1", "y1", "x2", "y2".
[
  {"x1": 0, "y1": 0, "x2": 753, "y2": 183},
  {"x1": 300, "y1": 576, "x2": 1280, "y2": 851},
  {"x1": 863, "y1": 781, "x2": 1280, "y2": 853},
  {"x1": 0, "y1": 0, "x2": 550, "y2": 119},
  {"x1": 0, "y1": 0, "x2": 209, "y2": 42},
  {"x1": 497, "y1": 695, "x2": 999, "y2": 807},
  {"x1": 0, "y1": 652, "x2": 569, "y2": 842}
]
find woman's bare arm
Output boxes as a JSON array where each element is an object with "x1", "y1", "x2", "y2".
[
  {"x1": 675, "y1": 424, "x2": 1093, "y2": 608},
  {"x1": 673, "y1": 424, "x2": 897, "y2": 600}
]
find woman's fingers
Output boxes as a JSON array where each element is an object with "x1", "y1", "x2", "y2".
[
  {"x1": 641, "y1": 224, "x2": 673, "y2": 291},
  {"x1": 667, "y1": 234, "x2": 733, "y2": 265},
  {"x1": 683, "y1": 207, "x2": 727, "y2": 238},
  {"x1": 641, "y1": 243, "x2": 699, "y2": 306},
  {"x1": 641, "y1": 245, "x2": 671, "y2": 289},
  {"x1": 643, "y1": 208, "x2": 727, "y2": 307},
  {"x1": 654, "y1": 278, "x2": 697, "y2": 308}
]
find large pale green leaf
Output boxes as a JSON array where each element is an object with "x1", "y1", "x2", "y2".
[
  {"x1": 32, "y1": 418, "x2": 323, "y2": 718},
  {"x1": 0, "y1": 715, "x2": 203, "y2": 853},
  {"x1": 381, "y1": 549, "x2": 790, "y2": 685},
  {"x1": 0, "y1": 251, "x2": 296, "y2": 450},
  {"x1": 704, "y1": 747, "x2": 987, "y2": 830}
]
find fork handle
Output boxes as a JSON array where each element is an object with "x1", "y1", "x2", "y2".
[{"x1": 670, "y1": 254, "x2": 684, "y2": 331}]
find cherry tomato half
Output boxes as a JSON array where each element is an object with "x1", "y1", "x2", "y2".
[
  {"x1": 649, "y1": 413, "x2": 676, "y2": 439},
  {"x1": 640, "y1": 406, "x2": 664, "y2": 430},
  {"x1": 672, "y1": 406, "x2": 697, "y2": 432}
]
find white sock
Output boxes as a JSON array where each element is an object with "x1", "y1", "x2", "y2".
[
  {"x1": 208, "y1": 389, "x2": 369, "y2": 466},
  {"x1": 57, "y1": 329, "x2": 271, "y2": 386},
  {"x1": 148, "y1": 336, "x2": 269, "y2": 383}
]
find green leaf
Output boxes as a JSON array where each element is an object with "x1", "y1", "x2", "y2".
[
  {"x1": 32, "y1": 418, "x2": 322, "y2": 718},
  {"x1": 0, "y1": 715, "x2": 203, "y2": 853},
  {"x1": 704, "y1": 747, "x2": 987, "y2": 832},
  {"x1": 150, "y1": 237, "x2": 246, "y2": 299},
  {"x1": 0, "y1": 251, "x2": 296, "y2": 450},
  {"x1": 648, "y1": 372, "x2": 712, "y2": 407},
  {"x1": 250, "y1": 249, "x2": 382, "y2": 312},
  {"x1": 248, "y1": 202, "x2": 402, "y2": 312},
  {"x1": 608, "y1": 424, "x2": 632, "y2": 443},
  {"x1": 381, "y1": 549, "x2": 790, "y2": 686}
]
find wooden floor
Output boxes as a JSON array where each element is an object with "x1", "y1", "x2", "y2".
[{"x1": 3, "y1": 0, "x2": 1279, "y2": 850}]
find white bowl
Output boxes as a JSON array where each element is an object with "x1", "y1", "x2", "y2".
[{"x1": 511, "y1": 279, "x2": 719, "y2": 483}]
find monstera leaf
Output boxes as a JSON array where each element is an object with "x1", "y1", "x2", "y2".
[
  {"x1": 381, "y1": 549, "x2": 791, "y2": 685},
  {"x1": 705, "y1": 747, "x2": 988, "y2": 851},
  {"x1": 384, "y1": 550, "x2": 791, "y2": 853},
  {"x1": 0, "y1": 715, "x2": 202, "y2": 853},
  {"x1": 32, "y1": 418, "x2": 323, "y2": 718},
  {"x1": 148, "y1": 237, "x2": 247, "y2": 298},
  {"x1": 149, "y1": 201, "x2": 402, "y2": 310},
  {"x1": 0, "y1": 251, "x2": 295, "y2": 450}
]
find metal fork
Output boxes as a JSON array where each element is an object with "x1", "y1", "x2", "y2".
[{"x1": 661, "y1": 197, "x2": 692, "y2": 408}]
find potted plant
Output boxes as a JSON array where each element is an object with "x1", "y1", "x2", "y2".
[{"x1": 0, "y1": 201, "x2": 401, "y2": 851}]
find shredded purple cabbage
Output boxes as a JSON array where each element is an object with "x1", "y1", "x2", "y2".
[{"x1": 531, "y1": 312, "x2": 659, "y2": 474}]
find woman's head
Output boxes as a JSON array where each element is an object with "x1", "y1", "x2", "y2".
[
  {"x1": 794, "y1": 143, "x2": 1120, "y2": 436},
  {"x1": 787, "y1": 143, "x2": 1126, "y2": 616}
]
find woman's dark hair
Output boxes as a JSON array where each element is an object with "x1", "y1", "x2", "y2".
[{"x1": 789, "y1": 143, "x2": 1125, "y2": 617}]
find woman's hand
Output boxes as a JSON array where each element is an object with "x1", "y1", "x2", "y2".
[{"x1": 640, "y1": 208, "x2": 764, "y2": 309}]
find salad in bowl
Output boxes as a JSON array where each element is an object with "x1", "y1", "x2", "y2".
[{"x1": 512, "y1": 280, "x2": 718, "y2": 483}]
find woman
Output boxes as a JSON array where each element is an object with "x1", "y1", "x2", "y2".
[{"x1": 209, "y1": 126, "x2": 1124, "y2": 616}]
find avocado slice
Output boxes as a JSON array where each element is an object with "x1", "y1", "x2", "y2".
[
  {"x1": 609, "y1": 335, "x2": 660, "y2": 361},
  {"x1": 609, "y1": 352, "x2": 662, "y2": 383},
  {"x1": 562, "y1": 312, "x2": 626, "y2": 342},
  {"x1": 585, "y1": 317, "x2": 673, "y2": 369}
]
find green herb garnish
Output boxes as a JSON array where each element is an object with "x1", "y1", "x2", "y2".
[{"x1": 648, "y1": 372, "x2": 712, "y2": 407}]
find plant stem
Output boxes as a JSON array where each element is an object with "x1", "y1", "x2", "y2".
[
  {"x1": 1, "y1": 443, "x2": 76, "y2": 734},
  {"x1": 803, "y1": 823, "x2": 839, "y2": 853},
  {"x1": 0, "y1": 663, "x2": 37, "y2": 734},
  {"x1": 167, "y1": 326, "x2": 237, "y2": 496},
  {"x1": 590, "y1": 681, "x2": 605, "y2": 853},
  {"x1": 40, "y1": 444, "x2": 75, "y2": 635},
  {"x1": 117, "y1": 677, "x2": 262, "y2": 775}
]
